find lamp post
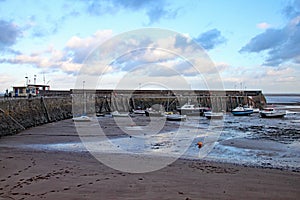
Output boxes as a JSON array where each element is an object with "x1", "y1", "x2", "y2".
[
  {"x1": 25, "y1": 76, "x2": 28, "y2": 86},
  {"x1": 83, "y1": 81, "x2": 86, "y2": 115}
]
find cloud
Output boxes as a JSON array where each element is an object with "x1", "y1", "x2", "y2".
[
  {"x1": 239, "y1": 28, "x2": 287, "y2": 53},
  {"x1": 194, "y1": 29, "x2": 226, "y2": 50},
  {"x1": 240, "y1": 1, "x2": 300, "y2": 66},
  {"x1": 0, "y1": 30, "x2": 114, "y2": 75},
  {"x1": 0, "y1": 48, "x2": 81, "y2": 75},
  {"x1": 0, "y1": 74, "x2": 14, "y2": 87},
  {"x1": 85, "y1": 0, "x2": 179, "y2": 24},
  {"x1": 0, "y1": 20, "x2": 22, "y2": 50},
  {"x1": 65, "y1": 30, "x2": 113, "y2": 63},
  {"x1": 256, "y1": 22, "x2": 271, "y2": 29},
  {"x1": 1, "y1": 28, "x2": 221, "y2": 89},
  {"x1": 282, "y1": 0, "x2": 300, "y2": 19}
]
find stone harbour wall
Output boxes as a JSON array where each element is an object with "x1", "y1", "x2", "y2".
[{"x1": 0, "y1": 97, "x2": 72, "y2": 137}]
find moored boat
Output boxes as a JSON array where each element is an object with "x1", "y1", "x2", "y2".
[
  {"x1": 111, "y1": 111, "x2": 129, "y2": 117},
  {"x1": 259, "y1": 108, "x2": 286, "y2": 118},
  {"x1": 72, "y1": 116, "x2": 91, "y2": 122},
  {"x1": 145, "y1": 108, "x2": 164, "y2": 117},
  {"x1": 133, "y1": 109, "x2": 146, "y2": 115},
  {"x1": 204, "y1": 111, "x2": 224, "y2": 119},
  {"x1": 244, "y1": 105, "x2": 260, "y2": 113},
  {"x1": 231, "y1": 106, "x2": 253, "y2": 116},
  {"x1": 177, "y1": 103, "x2": 210, "y2": 116},
  {"x1": 166, "y1": 114, "x2": 187, "y2": 121}
]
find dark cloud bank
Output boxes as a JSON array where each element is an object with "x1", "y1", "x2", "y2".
[
  {"x1": 240, "y1": 0, "x2": 300, "y2": 66},
  {"x1": 85, "y1": 0, "x2": 179, "y2": 24},
  {"x1": 0, "y1": 20, "x2": 21, "y2": 50}
]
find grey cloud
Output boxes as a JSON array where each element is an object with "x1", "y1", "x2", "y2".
[
  {"x1": 240, "y1": 1, "x2": 300, "y2": 66},
  {"x1": 0, "y1": 20, "x2": 22, "y2": 49},
  {"x1": 174, "y1": 34, "x2": 189, "y2": 49},
  {"x1": 239, "y1": 29, "x2": 287, "y2": 53},
  {"x1": 85, "y1": 0, "x2": 178, "y2": 24},
  {"x1": 195, "y1": 29, "x2": 226, "y2": 50},
  {"x1": 282, "y1": 0, "x2": 300, "y2": 19}
]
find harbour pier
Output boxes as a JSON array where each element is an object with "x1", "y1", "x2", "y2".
[{"x1": 70, "y1": 89, "x2": 266, "y2": 115}]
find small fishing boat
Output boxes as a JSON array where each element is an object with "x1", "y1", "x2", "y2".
[
  {"x1": 166, "y1": 114, "x2": 187, "y2": 121},
  {"x1": 259, "y1": 108, "x2": 286, "y2": 118},
  {"x1": 244, "y1": 105, "x2": 260, "y2": 113},
  {"x1": 111, "y1": 111, "x2": 129, "y2": 117},
  {"x1": 133, "y1": 109, "x2": 146, "y2": 115},
  {"x1": 72, "y1": 116, "x2": 91, "y2": 122},
  {"x1": 204, "y1": 111, "x2": 224, "y2": 119},
  {"x1": 145, "y1": 108, "x2": 164, "y2": 117},
  {"x1": 96, "y1": 113, "x2": 105, "y2": 117},
  {"x1": 231, "y1": 106, "x2": 253, "y2": 116},
  {"x1": 177, "y1": 103, "x2": 210, "y2": 116}
]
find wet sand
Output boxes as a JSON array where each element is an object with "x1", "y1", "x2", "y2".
[{"x1": 0, "y1": 119, "x2": 299, "y2": 199}]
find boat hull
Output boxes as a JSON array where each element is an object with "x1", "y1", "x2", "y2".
[
  {"x1": 72, "y1": 116, "x2": 91, "y2": 122},
  {"x1": 231, "y1": 110, "x2": 253, "y2": 116},
  {"x1": 260, "y1": 112, "x2": 286, "y2": 118},
  {"x1": 178, "y1": 109, "x2": 209, "y2": 116},
  {"x1": 204, "y1": 112, "x2": 224, "y2": 119},
  {"x1": 145, "y1": 110, "x2": 164, "y2": 117},
  {"x1": 166, "y1": 114, "x2": 187, "y2": 121}
]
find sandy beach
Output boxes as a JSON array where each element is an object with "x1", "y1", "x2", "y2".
[{"x1": 0, "y1": 118, "x2": 299, "y2": 199}]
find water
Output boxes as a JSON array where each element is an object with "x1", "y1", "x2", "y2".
[{"x1": 265, "y1": 94, "x2": 300, "y2": 104}]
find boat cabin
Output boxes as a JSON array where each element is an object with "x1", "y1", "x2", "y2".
[{"x1": 262, "y1": 108, "x2": 274, "y2": 112}]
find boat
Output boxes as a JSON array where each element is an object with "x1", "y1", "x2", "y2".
[
  {"x1": 96, "y1": 113, "x2": 105, "y2": 117},
  {"x1": 259, "y1": 108, "x2": 286, "y2": 118},
  {"x1": 204, "y1": 111, "x2": 224, "y2": 119},
  {"x1": 72, "y1": 116, "x2": 91, "y2": 122},
  {"x1": 166, "y1": 114, "x2": 187, "y2": 121},
  {"x1": 145, "y1": 108, "x2": 164, "y2": 117},
  {"x1": 133, "y1": 109, "x2": 146, "y2": 115},
  {"x1": 252, "y1": 108, "x2": 260, "y2": 113},
  {"x1": 244, "y1": 105, "x2": 260, "y2": 113},
  {"x1": 231, "y1": 106, "x2": 253, "y2": 116},
  {"x1": 177, "y1": 103, "x2": 210, "y2": 116},
  {"x1": 111, "y1": 111, "x2": 129, "y2": 117}
]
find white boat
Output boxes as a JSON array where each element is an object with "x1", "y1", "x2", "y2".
[
  {"x1": 231, "y1": 106, "x2": 253, "y2": 116},
  {"x1": 166, "y1": 114, "x2": 187, "y2": 121},
  {"x1": 252, "y1": 108, "x2": 260, "y2": 113},
  {"x1": 244, "y1": 105, "x2": 259, "y2": 113},
  {"x1": 177, "y1": 103, "x2": 210, "y2": 116},
  {"x1": 72, "y1": 116, "x2": 91, "y2": 122},
  {"x1": 111, "y1": 111, "x2": 129, "y2": 117},
  {"x1": 133, "y1": 109, "x2": 146, "y2": 115},
  {"x1": 259, "y1": 108, "x2": 286, "y2": 118},
  {"x1": 204, "y1": 111, "x2": 224, "y2": 119}
]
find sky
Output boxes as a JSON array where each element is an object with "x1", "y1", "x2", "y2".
[{"x1": 0, "y1": 0, "x2": 300, "y2": 93}]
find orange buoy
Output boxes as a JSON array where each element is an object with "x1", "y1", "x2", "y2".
[{"x1": 197, "y1": 142, "x2": 203, "y2": 148}]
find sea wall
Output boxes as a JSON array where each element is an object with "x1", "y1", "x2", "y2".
[
  {"x1": 0, "y1": 89, "x2": 266, "y2": 137},
  {"x1": 0, "y1": 97, "x2": 72, "y2": 137}
]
